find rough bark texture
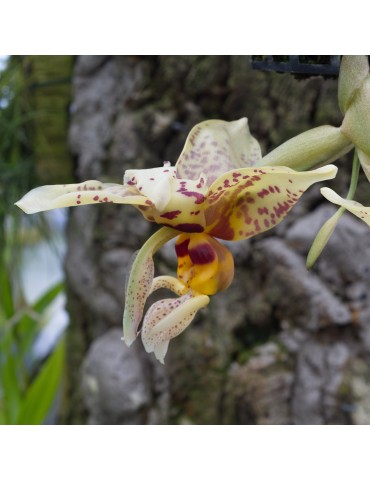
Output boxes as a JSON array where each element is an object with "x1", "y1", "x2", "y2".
[{"x1": 64, "y1": 55, "x2": 370, "y2": 424}]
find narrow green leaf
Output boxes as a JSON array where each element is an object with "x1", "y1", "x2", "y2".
[
  {"x1": 16, "y1": 337, "x2": 65, "y2": 425},
  {"x1": 0, "y1": 264, "x2": 15, "y2": 320},
  {"x1": 0, "y1": 352, "x2": 22, "y2": 424},
  {"x1": 33, "y1": 281, "x2": 64, "y2": 313}
]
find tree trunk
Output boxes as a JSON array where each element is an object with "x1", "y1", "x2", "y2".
[{"x1": 64, "y1": 55, "x2": 370, "y2": 424}]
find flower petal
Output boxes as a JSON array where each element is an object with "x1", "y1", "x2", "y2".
[
  {"x1": 124, "y1": 162, "x2": 176, "y2": 212},
  {"x1": 176, "y1": 118, "x2": 262, "y2": 187},
  {"x1": 321, "y1": 187, "x2": 370, "y2": 226},
  {"x1": 15, "y1": 180, "x2": 149, "y2": 214},
  {"x1": 141, "y1": 293, "x2": 210, "y2": 363},
  {"x1": 123, "y1": 227, "x2": 179, "y2": 346},
  {"x1": 204, "y1": 165, "x2": 338, "y2": 240},
  {"x1": 149, "y1": 275, "x2": 187, "y2": 296},
  {"x1": 176, "y1": 233, "x2": 234, "y2": 295},
  {"x1": 135, "y1": 175, "x2": 208, "y2": 233}
]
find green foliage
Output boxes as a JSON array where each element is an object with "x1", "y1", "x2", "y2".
[{"x1": 0, "y1": 266, "x2": 65, "y2": 425}]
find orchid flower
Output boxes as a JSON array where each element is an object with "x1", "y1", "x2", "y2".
[{"x1": 16, "y1": 118, "x2": 338, "y2": 362}]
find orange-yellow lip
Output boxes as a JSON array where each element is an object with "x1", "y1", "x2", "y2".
[{"x1": 175, "y1": 233, "x2": 234, "y2": 296}]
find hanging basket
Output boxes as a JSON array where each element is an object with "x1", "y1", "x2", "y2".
[{"x1": 251, "y1": 55, "x2": 341, "y2": 78}]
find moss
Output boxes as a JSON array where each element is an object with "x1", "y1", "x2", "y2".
[{"x1": 26, "y1": 55, "x2": 74, "y2": 184}]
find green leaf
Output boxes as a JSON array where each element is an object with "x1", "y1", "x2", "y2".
[
  {"x1": 0, "y1": 263, "x2": 15, "y2": 321},
  {"x1": 33, "y1": 281, "x2": 64, "y2": 313},
  {"x1": 15, "y1": 337, "x2": 65, "y2": 425},
  {"x1": 0, "y1": 352, "x2": 22, "y2": 424}
]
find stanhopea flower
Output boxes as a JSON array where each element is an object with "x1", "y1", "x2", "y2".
[{"x1": 16, "y1": 118, "x2": 338, "y2": 362}]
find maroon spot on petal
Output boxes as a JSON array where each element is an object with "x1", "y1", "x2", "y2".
[
  {"x1": 160, "y1": 210, "x2": 181, "y2": 220},
  {"x1": 189, "y1": 243, "x2": 216, "y2": 265},
  {"x1": 180, "y1": 191, "x2": 205, "y2": 204},
  {"x1": 258, "y1": 207, "x2": 269, "y2": 215},
  {"x1": 77, "y1": 194, "x2": 81, "y2": 199},
  {"x1": 175, "y1": 223, "x2": 204, "y2": 233},
  {"x1": 257, "y1": 189, "x2": 269, "y2": 199},
  {"x1": 77, "y1": 201, "x2": 81, "y2": 205},
  {"x1": 175, "y1": 238, "x2": 190, "y2": 258},
  {"x1": 254, "y1": 219, "x2": 261, "y2": 232},
  {"x1": 264, "y1": 219, "x2": 270, "y2": 228},
  {"x1": 93, "y1": 195, "x2": 99, "y2": 201}
]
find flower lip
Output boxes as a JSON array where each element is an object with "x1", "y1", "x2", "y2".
[{"x1": 176, "y1": 233, "x2": 234, "y2": 296}]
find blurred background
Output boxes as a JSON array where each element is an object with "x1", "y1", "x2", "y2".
[{"x1": 1, "y1": 55, "x2": 370, "y2": 425}]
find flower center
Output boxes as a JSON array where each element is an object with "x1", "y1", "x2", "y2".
[{"x1": 175, "y1": 233, "x2": 234, "y2": 295}]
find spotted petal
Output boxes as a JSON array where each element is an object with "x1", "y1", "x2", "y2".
[
  {"x1": 134, "y1": 175, "x2": 208, "y2": 233},
  {"x1": 123, "y1": 162, "x2": 177, "y2": 212},
  {"x1": 123, "y1": 227, "x2": 179, "y2": 346},
  {"x1": 15, "y1": 180, "x2": 149, "y2": 214},
  {"x1": 204, "y1": 165, "x2": 338, "y2": 240},
  {"x1": 321, "y1": 187, "x2": 370, "y2": 226},
  {"x1": 141, "y1": 293, "x2": 210, "y2": 363},
  {"x1": 176, "y1": 118, "x2": 262, "y2": 187}
]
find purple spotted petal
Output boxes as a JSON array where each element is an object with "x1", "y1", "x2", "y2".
[
  {"x1": 141, "y1": 293, "x2": 209, "y2": 363},
  {"x1": 176, "y1": 118, "x2": 262, "y2": 187}
]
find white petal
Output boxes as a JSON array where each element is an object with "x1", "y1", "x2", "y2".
[
  {"x1": 124, "y1": 163, "x2": 177, "y2": 212},
  {"x1": 141, "y1": 293, "x2": 209, "y2": 363},
  {"x1": 15, "y1": 181, "x2": 148, "y2": 214},
  {"x1": 321, "y1": 187, "x2": 370, "y2": 226}
]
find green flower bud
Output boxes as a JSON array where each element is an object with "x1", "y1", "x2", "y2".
[
  {"x1": 260, "y1": 126, "x2": 353, "y2": 171},
  {"x1": 338, "y1": 55, "x2": 369, "y2": 114},
  {"x1": 341, "y1": 77, "x2": 370, "y2": 157},
  {"x1": 306, "y1": 208, "x2": 343, "y2": 269}
]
